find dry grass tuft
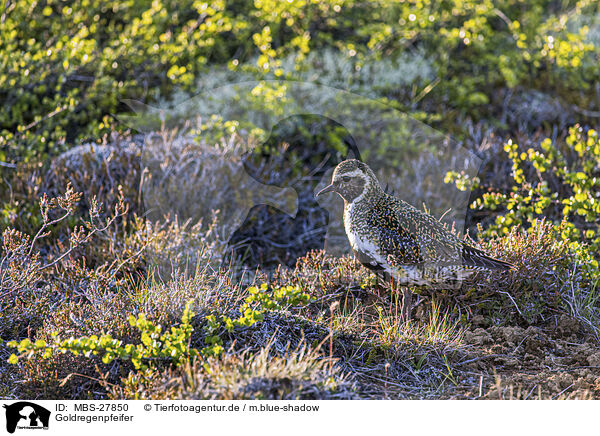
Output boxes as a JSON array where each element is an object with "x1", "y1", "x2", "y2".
[{"x1": 111, "y1": 339, "x2": 358, "y2": 400}]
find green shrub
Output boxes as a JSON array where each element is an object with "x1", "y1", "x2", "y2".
[
  {"x1": 7, "y1": 284, "x2": 312, "y2": 369},
  {"x1": 447, "y1": 125, "x2": 599, "y2": 266},
  {"x1": 1, "y1": 0, "x2": 237, "y2": 161},
  {"x1": 8, "y1": 301, "x2": 198, "y2": 369},
  {"x1": 4, "y1": 0, "x2": 599, "y2": 165}
]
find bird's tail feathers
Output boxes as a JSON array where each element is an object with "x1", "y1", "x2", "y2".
[{"x1": 461, "y1": 244, "x2": 515, "y2": 271}]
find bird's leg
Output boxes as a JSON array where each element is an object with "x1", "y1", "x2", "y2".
[
  {"x1": 384, "y1": 272, "x2": 400, "y2": 318},
  {"x1": 375, "y1": 271, "x2": 391, "y2": 296},
  {"x1": 401, "y1": 287, "x2": 413, "y2": 323}
]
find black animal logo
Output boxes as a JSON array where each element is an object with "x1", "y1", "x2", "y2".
[{"x1": 3, "y1": 402, "x2": 50, "y2": 434}]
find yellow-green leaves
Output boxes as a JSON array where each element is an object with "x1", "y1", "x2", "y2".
[
  {"x1": 7, "y1": 301, "x2": 198, "y2": 370},
  {"x1": 7, "y1": 285, "x2": 312, "y2": 370},
  {"x1": 447, "y1": 124, "x2": 600, "y2": 268},
  {"x1": 202, "y1": 283, "x2": 312, "y2": 357}
]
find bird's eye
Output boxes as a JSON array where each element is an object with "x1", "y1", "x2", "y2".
[{"x1": 341, "y1": 176, "x2": 351, "y2": 183}]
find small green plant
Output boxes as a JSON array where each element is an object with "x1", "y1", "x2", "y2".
[
  {"x1": 8, "y1": 301, "x2": 198, "y2": 370},
  {"x1": 7, "y1": 284, "x2": 312, "y2": 370},
  {"x1": 203, "y1": 283, "x2": 312, "y2": 356}
]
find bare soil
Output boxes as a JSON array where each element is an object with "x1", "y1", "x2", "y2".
[{"x1": 454, "y1": 316, "x2": 600, "y2": 399}]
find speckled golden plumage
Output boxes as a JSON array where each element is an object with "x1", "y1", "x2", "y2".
[{"x1": 318, "y1": 159, "x2": 513, "y2": 288}]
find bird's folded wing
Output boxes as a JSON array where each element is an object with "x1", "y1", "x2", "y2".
[
  {"x1": 367, "y1": 209, "x2": 424, "y2": 267},
  {"x1": 368, "y1": 198, "x2": 462, "y2": 267}
]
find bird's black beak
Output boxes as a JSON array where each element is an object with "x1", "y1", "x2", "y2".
[{"x1": 316, "y1": 183, "x2": 336, "y2": 197}]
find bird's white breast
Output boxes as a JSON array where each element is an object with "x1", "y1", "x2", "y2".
[
  {"x1": 343, "y1": 203, "x2": 357, "y2": 249},
  {"x1": 344, "y1": 202, "x2": 387, "y2": 267}
]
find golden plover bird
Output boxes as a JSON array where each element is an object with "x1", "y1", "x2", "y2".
[{"x1": 317, "y1": 159, "x2": 514, "y2": 319}]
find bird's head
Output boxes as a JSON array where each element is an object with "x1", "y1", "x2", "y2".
[{"x1": 316, "y1": 159, "x2": 381, "y2": 202}]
